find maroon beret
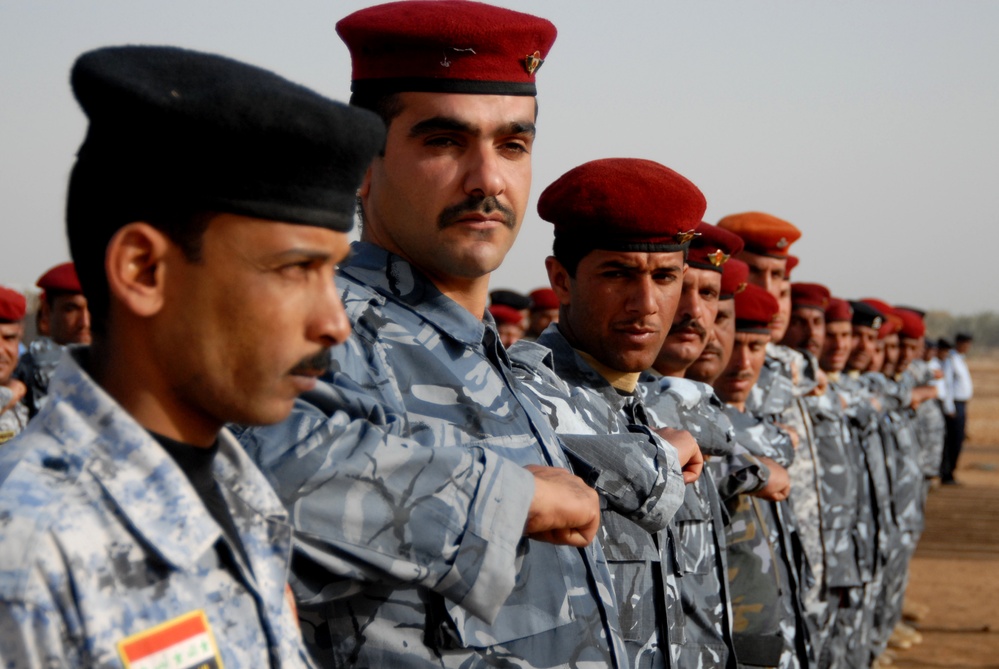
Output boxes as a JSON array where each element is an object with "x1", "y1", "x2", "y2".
[
  {"x1": 539, "y1": 158, "x2": 706, "y2": 253},
  {"x1": 719, "y1": 258, "x2": 749, "y2": 300},
  {"x1": 791, "y1": 282, "x2": 831, "y2": 310},
  {"x1": 825, "y1": 297, "x2": 853, "y2": 323},
  {"x1": 529, "y1": 287, "x2": 558, "y2": 311},
  {"x1": 892, "y1": 308, "x2": 926, "y2": 340},
  {"x1": 860, "y1": 298, "x2": 893, "y2": 319},
  {"x1": 488, "y1": 303, "x2": 524, "y2": 326},
  {"x1": 0, "y1": 287, "x2": 26, "y2": 323},
  {"x1": 735, "y1": 283, "x2": 779, "y2": 333},
  {"x1": 687, "y1": 222, "x2": 745, "y2": 273},
  {"x1": 337, "y1": 1, "x2": 557, "y2": 96},
  {"x1": 717, "y1": 211, "x2": 801, "y2": 258},
  {"x1": 785, "y1": 255, "x2": 799, "y2": 280},
  {"x1": 878, "y1": 314, "x2": 902, "y2": 340},
  {"x1": 36, "y1": 262, "x2": 82, "y2": 294}
]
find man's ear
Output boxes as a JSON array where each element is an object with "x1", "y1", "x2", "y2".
[
  {"x1": 104, "y1": 222, "x2": 173, "y2": 319},
  {"x1": 37, "y1": 300, "x2": 51, "y2": 336},
  {"x1": 544, "y1": 256, "x2": 571, "y2": 305}
]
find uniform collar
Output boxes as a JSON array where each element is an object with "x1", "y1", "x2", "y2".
[{"x1": 340, "y1": 242, "x2": 487, "y2": 348}]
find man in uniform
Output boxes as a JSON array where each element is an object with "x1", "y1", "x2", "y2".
[
  {"x1": 14, "y1": 262, "x2": 91, "y2": 417},
  {"x1": 0, "y1": 287, "x2": 29, "y2": 444},
  {"x1": 941, "y1": 332, "x2": 974, "y2": 484},
  {"x1": 714, "y1": 284, "x2": 809, "y2": 669},
  {"x1": 237, "y1": 3, "x2": 647, "y2": 667},
  {"x1": 644, "y1": 220, "x2": 748, "y2": 668},
  {"x1": 0, "y1": 45, "x2": 385, "y2": 666},
  {"x1": 526, "y1": 287, "x2": 560, "y2": 339},
  {"x1": 510, "y1": 158, "x2": 703, "y2": 668}
]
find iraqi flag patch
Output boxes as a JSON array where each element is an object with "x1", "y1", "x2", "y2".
[{"x1": 117, "y1": 610, "x2": 223, "y2": 669}]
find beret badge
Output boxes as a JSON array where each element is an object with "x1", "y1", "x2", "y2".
[
  {"x1": 524, "y1": 51, "x2": 544, "y2": 74},
  {"x1": 872, "y1": 316, "x2": 883, "y2": 329},
  {"x1": 707, "y1": 249, "x2": 730, "y2": 267},
  {"x1": 675, "y1": 229, "x2": 700, "y2": 245},
  {"x1": 776, "y1": 237, "x2": 789, "y2": 249},
  {"x1": 736, "y1": 282, "x2": 747, "y2": 295}
]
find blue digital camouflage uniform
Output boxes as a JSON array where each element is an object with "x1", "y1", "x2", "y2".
[
  {"x1": 13, "y1": 336, "x2": 63, "y2": 417},
  {"x1": 752, "y1": 345, "x2": 830, "y2": 662},
  {"x1": 0, "y1": 350, "x2": 313, "y2": 668},
  {"x1": 509, "y1": 327, "x2": 686, "y2": 669},
  {"x1": 643, "y1": 375, "x2": 743, "y2": 669},
  {"x1": 238, "y1": 243, "x2": 629, "y2": 669},
  {"x1": 722, "y1": 404, "x2": 810, "y2": 669}
]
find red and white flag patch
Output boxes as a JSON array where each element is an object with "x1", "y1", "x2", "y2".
[{"x1": 117, "y1": 610, "x2": 223, "y2": 669}]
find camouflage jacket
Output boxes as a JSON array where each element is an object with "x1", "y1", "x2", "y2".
[
  {"x1": 13, "y1": 336, "x2": 63, "y2": 418},
  {"x1": 0, "y1": 350, "x2": 313, "y2": 668},
  {"x1": 803, "y1": 385, "x2": 862, "y2": 588},
  {"x1": 865, "y1": 372, "x2": 924, "y2": 534},
  {"x1": 908, "y1": 359, "x2": 946, "y2": 478},
  {"x1": 509, "y1": 328, "x2": 684, "y2": 669},
  {"x1": 642, "y1": 376, "x2": 742, "y2": 669},
  {"x1": 239, "y1": 243, "x2": 627, "y2": 669},
  {"x1": 831, "y1": 372, "x2": 896, "y2": 569},
  {"x1": 752, "y1": 346, "x2": 827, "y2": 595},
  {"x1": 723, "y1": 406, "x2": 809, "y2": 669}
]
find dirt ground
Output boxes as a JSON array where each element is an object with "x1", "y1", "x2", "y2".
[{"x1": 891, "y1": 355, "x2": 999, "y2": 669}]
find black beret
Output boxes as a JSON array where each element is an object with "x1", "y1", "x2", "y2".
[
  {"x1": 848, "y1": 300, "x2": 884, "y2": 330},
  {"x1": 70, "y1": 45, "x2": 385, "y2": 231},
  {"x1": 490, "y1": 289, "x2": 531, "y2": 311}
]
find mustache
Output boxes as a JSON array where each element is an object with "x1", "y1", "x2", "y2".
[
  {"x1": 289, "y1": 349, "x2": 332, "y2": 377},
  {"x1": 438, "y1": 196, "x2": 516, "y2": 230},
  {"x1": 699, "y1": 340, "x2": 724, "y2": 358},
  {"x1": 672, "y1": 316, "x2": 707, "y2": 340}
]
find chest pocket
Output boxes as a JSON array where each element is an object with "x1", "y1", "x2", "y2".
[
  {"x1": 435, "y1": 539, "x2": 577, "y2": 648},
  {"x1": 673, "y1": 480, "x2": 712, "y2": 576},
  {"x1": 600, "y1": 509, "x2": 663, "y2": 642}
]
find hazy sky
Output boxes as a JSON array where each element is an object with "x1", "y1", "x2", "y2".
[{"x1": 3, "y1": 1, "x2": 998, "y2": 314}]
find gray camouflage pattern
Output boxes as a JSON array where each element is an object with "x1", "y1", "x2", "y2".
[
  {"x1": 239, "y1": 243, "x2": 628, "y2": 669},
  {"x1": 643, "y1": 376, "x2": 741, "y2": 669},
  {"x1": 0, "y1": 387, "x2": 27, "y2": 445},
  {"x1": 510, "y1": 326, "x2": 685, "y2": 669},
  {"x1": 0, "y1": 349, "x2": 313, "y2": 668},
  {"x1": 723, "y1": 406, "x2": 810, "y2": 669},
  {"x1": 13, "y1": 336, "x2": 63, "y2": 417}
]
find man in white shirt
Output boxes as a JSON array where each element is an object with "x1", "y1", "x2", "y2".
[{"x1": 941, "y1": 333, "x2": 974, "y2": 484}]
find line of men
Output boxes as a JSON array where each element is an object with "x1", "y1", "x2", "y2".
[{"x1": 0, "y1": 1, "x2": 955, "y2": 668}]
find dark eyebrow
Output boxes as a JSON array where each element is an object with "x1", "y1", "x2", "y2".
[{"x1": 408, "y1": 116, "x2": 536, "y2": 139}]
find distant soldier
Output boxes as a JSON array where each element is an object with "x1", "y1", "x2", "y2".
[
  {"x1": 0, "y1": 287, "x2": 29, "y2": 443},
  {"x1": 645, "y1": 220, "x2": 748, "y2": 669},
  {"x1": 0, "y1": 44, "x2": 385, "y2": 666},
  {"x1": 714, "y1": 284, "x2": 809, "y2": 669},
  {"x1": 526, "y1": 286, "x2": 560, "y2": 339},
  {"x1": 487, "y1": 302, "x2": 526, "y2": 347},
  {"x1": 941, "y1": 332, "x2": 974, "y2": 484},
  {"x1": 490, "y1": 288, "x2": 532, "y2": 332},
  {"x1": 14, "y1": 262, "x2": 90, "y2": 416}
]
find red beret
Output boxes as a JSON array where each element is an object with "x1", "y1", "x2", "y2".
[
  {"x1": 0, "y1": 287, "x2": 26, "y2": 323},
  {"x1": 488, "y1": 303, "x2": 524, "y2": 326},
  {"x1": 36, "y1": 262, "x2": 82, "y2": 294},
  {"x1": 878, "y1": 314, "x2": 902, "y2": 340},
  {"x1": 825, "y1": 298, "x2": 853, "y2": 323},
  {"x1": 785, "y1": 255, "x2": 799, "y2": 280},
  {"x1": 719, "y1": 258, "x2": 749, "y2": 300},
  {"x1": 860, "y1": 298, "x2": 893, "y2": 318},
  {"x1": 717, "y1": 211, "x2": 801, "y2": 258},
  {"x1": 791, "y1": 282, "x2": 831, "y2": 310},
  {"x1": 337, "y1": 1, "x2": 557, "y2": 96},
  {"x1": 687, "y1": 222, "x2": 745, "y2": 273},
  {"x1": 529, "y1": 287, "x2": 558, "y2": 311},
  {"x1": 539, "y1": 158, "x2": 706, "y2": 253},
  {"x1": 892, "y1": 308, "x2": 926, "y2": 340},
  {"x1": 735, "y1": 283, "x2": 779, "y2": 333}
]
